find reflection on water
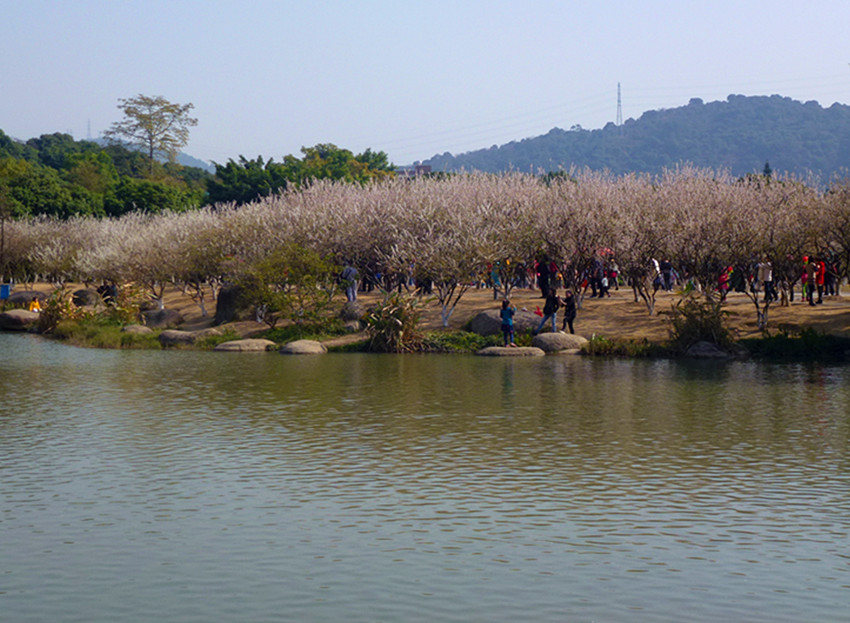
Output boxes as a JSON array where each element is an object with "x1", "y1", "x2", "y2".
[{"x1": 1, "y1": 333, "x2": 849, "y2": 622}]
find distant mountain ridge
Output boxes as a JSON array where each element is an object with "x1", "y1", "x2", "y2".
[
  {"x1": 175, "y1": 151, "x2": 214, "y2": 173},
  {"x1": 420, "y1": 94, "x2": 850, "y2": 179}
]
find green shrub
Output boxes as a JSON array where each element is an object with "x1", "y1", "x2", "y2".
[
  {"x1": 228, "y1": 243, "x2": 338, "y2": 331},
  {"x1": 363, "y1": 292, "x2": 427, "y2": 353},
  {"x1": 667, "y1": 296, "x2": 734, "y2": 353},
  {"x1": 37, "y1": 288, "x2": 96, "y2": 334}
]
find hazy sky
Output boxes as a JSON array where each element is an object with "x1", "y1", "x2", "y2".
[{"x1": 3, "y1": 0, "x2": 850, "y2": 166}]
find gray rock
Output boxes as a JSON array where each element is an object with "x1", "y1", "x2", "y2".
[
  {"x1": 142, "y1": 308, "x2": 184, "y2": 329},
  {"x1": 685, "y1": 340, "x2": 730, "y2": 359},
  {"x1": 476, "y1": 346, "x2": 545, "y2": 357},
  {"x1": 0, "y1": 309, "x2": 40, "y2": 331},
  {"x1": 556, "y1": 348, "x2": 583, "y2": 356},
  {"x1": 280, "y1": 339, "x2": 327, "y2": 355},
  {"x1": 343, "y1": 319, "x2": 362, "y2": 333},
  {"x1": 531, "y1": 332, "x2": 589, "y2": 352},
  {"x1": 72, "y1": 288, "x2": 101, "y2": 307},
  {"x1": 469, "y1": 309, "x2": 540, "y2": 336},
  {"x1": 6, "y1": 290, "x2": 46, "y2": 305},
  {"x1": 158, "y1": 329, "x2": 197, "y2": 346},
  {"x1": 340, "y1": 301, "x2": 365, "y2": 322},
  {"x1": 214, "y1": 338, "x2": 276, "y2": 352},
  {"x1": 121, "y1": 324, "x2": 153, "y2": 334}
]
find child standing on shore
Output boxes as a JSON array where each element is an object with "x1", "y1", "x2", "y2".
[
  {"x1": 561, "y1": 289, "x2": 577, "y2": 334},
  {"x1": 500, "y1": 299, "x2": 517, "y2": 347}
]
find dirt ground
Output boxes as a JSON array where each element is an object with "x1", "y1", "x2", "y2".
[
  {"x1": 22, "y1": 282, "x2": 849, "y2": 342},
  {"x1": 166, "y1": 284, "x2": 850, "y2": 343}
]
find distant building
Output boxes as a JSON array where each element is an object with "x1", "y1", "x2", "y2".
[{"x1": 396, "y1": 164, "x2": 432, "y2": 179}]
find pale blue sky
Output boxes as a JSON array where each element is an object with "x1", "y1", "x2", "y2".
[{"x1": 3, "y1": 0, "x2": 850, "y2": 166}]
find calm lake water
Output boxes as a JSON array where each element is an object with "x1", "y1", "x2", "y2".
[{"x1": 1, "y1": 332, "x2": 848, "y2": 622}]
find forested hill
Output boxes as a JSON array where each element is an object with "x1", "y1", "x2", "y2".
[{"x1": 420, "y1": 94, "x2": 850, "y2": 179}]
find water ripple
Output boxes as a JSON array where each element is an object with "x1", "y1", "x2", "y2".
[{"x1": 1, "y1": 336, "x2": 849, "y2": 621}]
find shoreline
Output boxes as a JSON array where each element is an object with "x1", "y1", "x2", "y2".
[{"x1": 3, "y1": 283, "x2": 849, "y2": 358}]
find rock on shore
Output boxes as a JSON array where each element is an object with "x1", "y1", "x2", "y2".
[
  {"x1": 0, "y1": 309, "x2": 40, "y2": 331},
  {"x1": 158, "y1": 327, "x2": 222, "y2": 346},
  {"x1": 476, "y1": 346, "x2": 545, "y2": 357},
  {"x1": 214, "y1": 338, "x2": 276, "y2": 352},
  {"x1": 531, "y1": 332, "x2": 588, "y2": 352},
  {"x1": 469, "y1": 309, "x2": 541, "y2": 336},
  {"x1": 280, "y1": 339, "x2": 327, "y2": 355},
  {"x1": 143, "y1": 308, "x2": 184, "y2": 329}
]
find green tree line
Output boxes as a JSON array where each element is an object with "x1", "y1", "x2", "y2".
[{"x1": 0, "y1": 129, "x2": 394, "y2": 218}]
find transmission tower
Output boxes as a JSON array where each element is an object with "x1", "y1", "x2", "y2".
[{"x1": 616, "y1": 82, "x2": 623, "y2": 133}]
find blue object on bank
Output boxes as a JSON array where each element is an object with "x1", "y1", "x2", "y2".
[{"x1": 0, "y1": 284, "x2": 10, "y2": 299}]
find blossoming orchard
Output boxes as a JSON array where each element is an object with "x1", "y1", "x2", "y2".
[{"x1": 2, "y1": 167, "x2": 849, "y2": 329}]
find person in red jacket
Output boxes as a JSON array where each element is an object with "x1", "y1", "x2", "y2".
[{"x1": 815, "y1": 258, "x2": 826, "y2": 304}]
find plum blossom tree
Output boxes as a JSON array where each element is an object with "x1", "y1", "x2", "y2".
[{"x1": 610, "y1": 174, "x2": 667, "y2": 315}]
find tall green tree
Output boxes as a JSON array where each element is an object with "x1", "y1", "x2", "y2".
[
  {"x1": 0, "y1": 130, "x2": 38, "y2": 161},
  {"x1": 104, "y1": 94, "x2": 198, "y2": 175},
  {"x1": 104, "y1": 177, "x2": 202, "y2": 216},
  {"x1": 288, "y1": 143, "x2": 394, "y2": 184},
  {"x1": 0, "y1": 157, "x2": 102, "y2": 218},
  {"x1": 26, "y1": 132, "x2": 101, "y2": 169},
  {"x1": 207, "y1": 156, "x2": 290, "y2": 206}
]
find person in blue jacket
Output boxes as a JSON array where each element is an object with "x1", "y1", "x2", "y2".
[{"x1": 500, "y1": 299, "x2": 517, "y2": 347}]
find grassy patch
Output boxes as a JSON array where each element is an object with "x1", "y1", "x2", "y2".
[
  {"x1": 51, "y1": 319, "x2": 162, "y2": 349},
  {"x1": 258, "y1": 319, "x2": 349, "y2": 345},
  {"x1": 193, "y1": 329, "x2": 242, "y2": 350},
  {"x1": 583, "y1": 334, "x2": 671, "y2": 358},
  {"x1": 421, "y1": 330, "x2": 502, "y2": 353}
]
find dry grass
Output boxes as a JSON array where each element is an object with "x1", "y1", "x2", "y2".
[{"x1": 24, "y1": 283, "x2": 850, "y2": 343}]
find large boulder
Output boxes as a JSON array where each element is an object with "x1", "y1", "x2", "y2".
[
  {"x1": 280, "y1": 339, "x2": 327, "y2": 355},
  {"x1": 476, "y1": 346, "x2": 545, "y2": 357},
  {"x1": 0, "y1": 309, "x2": 40, "y2": 331},
  {"x1": 214, "y1": 338, "x2": 276, "y2": 352},
  {"x1": 469, "y1": 308, "x2": 541, "y2": 336},
  {"x1": 72, "y1": 288, "x2": 101, "y2": 307},
  {"x1": 685, "y1": 341, "x2": 731, "y2": 359},
  {"x1": 343, "y1": 320, "x2": 362, "y2": 333},
  {"x1": 531, "y1": 332, "x2": 588, "y2": 353},
  {"x1": 339, "y1": 300, "x2": 365, "y2": 322},
  {"x1": 193, "y1": 327, "x2": 224, "y2": 339},
  {"x1": 121, "y1": 324, "x2": 153, "y2": 334},
  {"x1": 142, "y1": 308, "x2": 184, "y2": 329},
  {"x1": 158, "y1": 329, "x2": 197, "y2": 346},
  {"x1": 158, "y1": 327, "x2": 223, "y2": 347},
  {"x1": 6, "y1": 290, "x2": 46, "y2": 306}
]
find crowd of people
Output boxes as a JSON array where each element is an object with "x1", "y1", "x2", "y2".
[{"x1": 336, "y1": 250, "x2": 842, "y2": 344}]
